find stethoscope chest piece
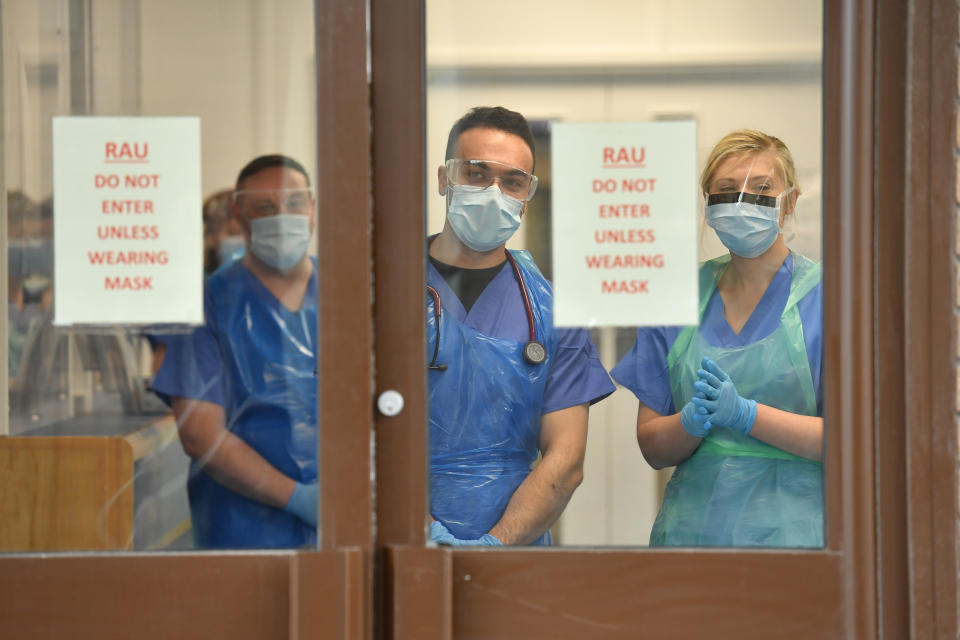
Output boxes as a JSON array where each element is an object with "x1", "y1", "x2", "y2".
[
  {"x1": 523, "y1": 340, "x2": 547, "y2": 366},
  {"x1": 428, "y1": 249, "x2": 549, "y2": 371}
]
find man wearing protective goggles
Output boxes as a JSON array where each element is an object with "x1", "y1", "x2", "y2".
[
  {"x1": 427, "y1": 106, "x2": 614, "y2": 547},
  {"x1": 152, "y1": 155, "x2": 319, "y2": 548}
]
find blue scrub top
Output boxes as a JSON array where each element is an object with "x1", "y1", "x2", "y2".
[
  {"x1": 611, "y1": 253, "x2": 823, "y2": 416},
  {"x1": 427, "y1": 260, "x2": 615, "y2": 412}
]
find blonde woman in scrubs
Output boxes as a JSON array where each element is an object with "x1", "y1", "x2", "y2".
[{"x1": 611, "y1": 130, "x2": 823, "y2": 547}]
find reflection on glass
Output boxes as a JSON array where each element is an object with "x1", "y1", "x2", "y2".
[
  {"x1": 2, "y1": 0, "x2": 317, "y2": 551},
  {"x1": 611, "y1": 132, "x2": 823, "y2": 547},
  {"x1": 426, "y1": 0, "x2": 823, "y2": 546},
  {"x1": 426, "y1": 107, "x2": 615, "y2": 547}
]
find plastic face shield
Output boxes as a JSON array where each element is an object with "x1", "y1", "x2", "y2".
[
  {"x1": 233, "y1": 188, "x2": 315, "y2": 217},
  {"x1": 445, "y1": 158, "x2": 538, "y2": 201},
  {"x1": 705, "y1": 191, "x2": 779, "y2": 208},
  {"x1": 703, "y1": 151, "x2": 798, "y2": 245},
  {"x1": 704, "y1": 187, "x2": 796, "y2": 233},
  {"x1": 706, "y1": 150, "x2": 794, "y2": 203}
]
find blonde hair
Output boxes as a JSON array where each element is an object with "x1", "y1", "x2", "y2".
[{"x1": 700, "y1": 129, "x2": 799, "y2": 196}]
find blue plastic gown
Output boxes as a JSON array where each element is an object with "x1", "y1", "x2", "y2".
[
  {"x1": 612, "y1": 252, "x2": 823, "y2": 547},
  {"x1": 427, "y1": 250, "x2": 613, "y2": 545},
  {"x1": 152, "y1": 260, "x2": 317, "y2": 548}
]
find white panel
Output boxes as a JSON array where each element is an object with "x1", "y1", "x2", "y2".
[
  {"x1": 52, "y1": 116, "x2": 203, "y2": 325},
  {"x1": 551, "y1": 121, "x2": 699, "y2": 327},
  {"x1": 428, "y1": 0, "x2": 821, "y2": 68}
]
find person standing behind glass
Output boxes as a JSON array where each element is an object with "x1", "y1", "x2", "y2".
[
  {"x1": 152, "y1": 155, "x2": 318, "y2": 548},
  {"x1": 202, "y1": 189, "x2": 247, "y2": 277},
  {"x1": 611, "y1": 130, "x2": 824, "y2": 548},
  {"x1": 427, "y1": 106, "x2": 614, "y2": 546}
]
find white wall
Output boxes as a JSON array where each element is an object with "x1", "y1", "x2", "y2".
[
  {"x1": 2, "y1": 0, "x2": 71, "y2": 201},
  {"x1": 427, "y1": 1, "x2": 821, "y2": 69},
  {"x1": 138, "y1": 0, "x2": 317, "y2": 196},
  {"x1": 2, "y1": 0, "x2": 317, "y2": 202},
  {"x1": 426, "y1": 0, "x2": 823, "y2": 545}
]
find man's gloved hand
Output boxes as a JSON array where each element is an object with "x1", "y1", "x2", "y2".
[
  {"x1": 452, "y1": 534, "x2": 503, "y2": 547},
  {"x1": 284, "y1": 482, "x2": 318, "y2": 527},
  {"x1": 680, "y1": 391, "x2": 711, "y2": 437},
  {"x1": 430, "y1": 520, "x2": 503, "y2": 547},
  {"x1": 691, "y1": 357, "x2": 757, "y2": 435},
  {"x1": 429, "y1": 520, "x2": 458, "y2": 545}
]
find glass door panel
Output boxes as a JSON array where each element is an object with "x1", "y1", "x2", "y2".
[
  {"x1": 424, "y1": 0, "x2": 825, "y2": 549},
  {"x1": 2, "y1": 0, "x2": 321, "y2": 552}
]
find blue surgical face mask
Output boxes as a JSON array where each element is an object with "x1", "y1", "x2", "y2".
[
  {"x1": 218, "y1": 234, "x2": 246, "y2": 264},
  {"x1": 446, "y1": 184, "x2": 524, "y2": 252},
  {"x1": 249, "y1": 213, "x2": 311, "y2": 272},
  {"x1": 705, "y1": 191, "x2": 786, "y2": 258}
]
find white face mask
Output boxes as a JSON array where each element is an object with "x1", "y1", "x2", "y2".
[
  {"x1": 249, "y1": 213, "x2": 311, "y2": 272},
  {"x1": 704, "y1": 191, "x2": 787, "y2": 259},
  {"x1": 446, "y1": 184, "x2": 524, "y2": 252}
]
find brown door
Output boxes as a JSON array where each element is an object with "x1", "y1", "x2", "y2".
[
  {"x1": 372, "y1": 0, "x2": 959, "y2": 638},
  {"x1": 1, "y1": 1, "x2": 375, "y2": 638}
]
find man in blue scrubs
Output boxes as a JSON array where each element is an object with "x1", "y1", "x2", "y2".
[
  {"x1": 427, "y1": 107, "x2": 615, "y2": 546},
  {"x1": 153, "y1": 155, "x2": 318, "y2": 548}
]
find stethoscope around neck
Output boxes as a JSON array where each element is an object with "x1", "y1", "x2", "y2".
[{"x1": 427, "y1": 249, "x2": 547, "y2": 371}]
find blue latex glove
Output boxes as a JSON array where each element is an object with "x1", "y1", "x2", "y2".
[
  {"x1": 284, "y1": 482, "x2": 318, "y2": 527},
  {"x1": 430, "y1": 521, "x2": 503, "y2": 547},
  {"x1": 680, "y1": 391, "x2": 711, "y2": 437},
  {"x1": 691, "y1": 357, "x2": 758, "y2": 435},
  {"x1": 429, "y1": 520, "x2": 458, "y2": 545},
  {"x1": 451, "y1": 534, "x2": 503, "y2": 547}
]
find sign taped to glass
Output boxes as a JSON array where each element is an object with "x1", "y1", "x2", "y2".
[{"x1": 52, "y1": 116, "x2": 203, "y2": 325}]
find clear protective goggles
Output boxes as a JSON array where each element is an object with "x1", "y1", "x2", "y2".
[
  {"x1": 445, "y1": 158, "x2": 538, "y2": 201},
  {"x1": 233, "y1": 188, "x2": 315, "y2": 216}
]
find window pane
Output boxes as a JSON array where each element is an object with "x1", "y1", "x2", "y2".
[
  {"x1": 425, "y1": 0, "x2": 824, "y2": 548},
  {"x1": 2, "y1": 0, "x2": 319, "y2": 551}
]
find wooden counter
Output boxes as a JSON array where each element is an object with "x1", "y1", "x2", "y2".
[
  {"x1": 0, "y1": 436, "x2": 134, "y2": 550},
  {"x1": 0, "y1": 415, "x2": 187, "y2": 551}
]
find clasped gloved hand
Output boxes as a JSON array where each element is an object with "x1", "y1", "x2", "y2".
[
  {"x1": 680, "y1": 392, "x2": 711, "y2": 437},
  {"x1": 430, "y1": 520, "x2": 503, "y2": 547},
  {"x1": 284, "y1": 482, "x2": 318, "y2": 527},
  {"x1": 691, "y1": 357, "x2": 758, "y2": 435}
]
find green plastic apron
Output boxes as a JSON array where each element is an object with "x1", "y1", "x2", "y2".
[{"x1": 650, "y1": 253, "x2": 823, "y2": 548}]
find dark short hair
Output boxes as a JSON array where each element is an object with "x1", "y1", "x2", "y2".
[
  {"x1": 444, "y1": 106, "x2": 535, "y2": 168},
  {"x1": 235, "y1": 154, "x2": 311, "y2": 190}
]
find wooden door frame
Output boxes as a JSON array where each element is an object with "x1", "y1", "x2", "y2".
[
  {"x1": 0, "y1": 1, "x2": 375, "y2": 638},
  {"x1": 373, "y1": 0, "x2": 959, "y2": 638},
  {"x1": 891, "y1": 0, "x2": 959, "y2": 635}
]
